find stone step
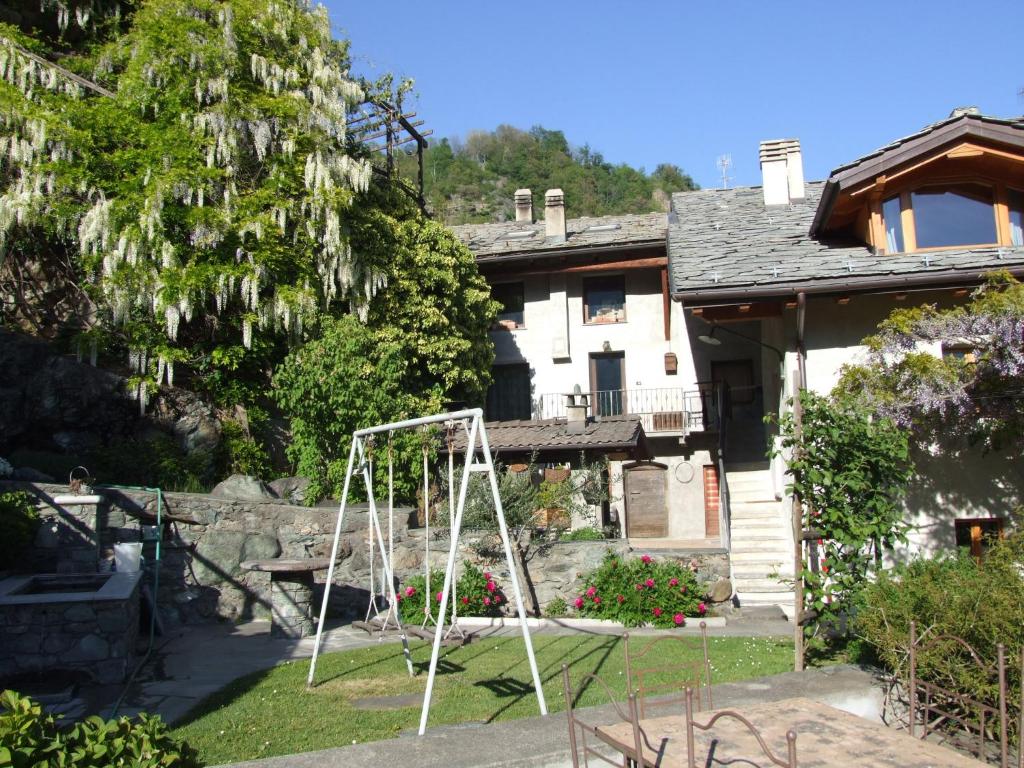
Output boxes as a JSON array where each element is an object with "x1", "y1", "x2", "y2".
[
  {"x1": 731, "y1": 577, "x2": 793, "y2": 591},
  {"x1": 729, "y1": 550, "x2": 791, "y2": 563}
]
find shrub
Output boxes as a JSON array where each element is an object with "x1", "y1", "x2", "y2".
[
  {"x1": 544, "y1": 597, "x2": 569, "y2": 618},
  {"x1": 573, "y1": 551, "x2": 706, "y2": 628},
  {"x1": 0, "y1": 689, "x2": 198, "y2": 767},
  {"x1": 558, "y1": 527, "x2": 605, "y2": 542},
  {"x1": 0, "y1": 492, "x2": 39, "y2": 566},
  {"x1": 856, "y1": 537, "x2": 1024, "y2": 743},
  {"x1": 398, "y1": 561, "x2": 505, "y2": 621}
]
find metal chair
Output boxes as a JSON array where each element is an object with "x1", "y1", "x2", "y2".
[
  {"x1": 624, "y1": 620, "x2": 713, "y2": 718},
  {"x1": 908, "y1": 620, "x2": 1011, "y2": 767},
  {"x1": 562, "y1": 664, "x2": 647, "y2": 768},
  {"x1": 685, "y1": 687, "x2": 798, "y2": 768}
]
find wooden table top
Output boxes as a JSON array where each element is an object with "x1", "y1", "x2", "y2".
[{"x1": 596, "y1": 696, "x2": 988, "y2": 768}]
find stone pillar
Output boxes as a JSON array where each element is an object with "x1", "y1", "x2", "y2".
[{"x1": 269, "y1": 572, "x2": 315, "y2": 638}]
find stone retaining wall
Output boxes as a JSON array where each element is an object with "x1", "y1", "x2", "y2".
[{"x1": 6, "y1": 482, "x2": 729, "y2": 624}]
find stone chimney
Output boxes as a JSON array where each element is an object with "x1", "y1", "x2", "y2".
[
  {"x1": 545, "y1": 189, "x2": 566, "y2": 242},
  {"x1": 565, "y1": 384, "x2": 589, "y2": 435},
  {"x1": 514, "y1": 188, "x2": 533, "y2": 222},
  {"x1": 759, "y1": 139, "x2": 804, "y2": 206}
]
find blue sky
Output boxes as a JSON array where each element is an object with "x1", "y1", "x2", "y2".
[{"x1": 326, "y1": 0, "x2": 1024, "y2": 189}]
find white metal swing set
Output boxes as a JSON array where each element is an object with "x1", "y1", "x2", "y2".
[{"x1": 305, "y1": 408, "x2": 548, "y2": 735}]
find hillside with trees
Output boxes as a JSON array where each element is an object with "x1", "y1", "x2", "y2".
[{"x1": 401, "y1": 125, "x2": 698, "y2": 224}]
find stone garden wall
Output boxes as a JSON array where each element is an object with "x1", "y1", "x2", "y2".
[{"x1": 5, "y1": 481, "x2": 730, "y2": 625}]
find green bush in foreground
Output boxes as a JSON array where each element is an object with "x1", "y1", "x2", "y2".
[
  {"x1": 0, "y1": 690, "x2": 198, "y2": 767},
  {"x1": 856, "y1": 536, "x2": 1024, "y2": 745},
  {"x1": 573, "y1": 551, "x2": 706, "y2": 627}
]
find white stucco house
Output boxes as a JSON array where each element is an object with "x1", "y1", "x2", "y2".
[{"x1": 450, "y1": 108, "x2": 1024, "y2": 611}]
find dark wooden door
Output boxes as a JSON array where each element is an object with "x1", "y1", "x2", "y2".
[
  {"x1": 590, "y1": 352, "x2": 625, "y2": 416},
  {"x1": 625, "y1": 464, "x2": 668, "y2": 538}
]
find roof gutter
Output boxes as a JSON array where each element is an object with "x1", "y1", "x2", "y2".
[{"x1": 673, "y1": 266, "x2": 1024, "y2": 307}]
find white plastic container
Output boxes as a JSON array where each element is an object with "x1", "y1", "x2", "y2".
[{"x1": 114, "y1": 542, "x2": 143, "y2": 573}]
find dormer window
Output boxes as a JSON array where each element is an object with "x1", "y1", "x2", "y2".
[{"x1": 881, "y1": 183, "x2": 1002, "y2": 254}]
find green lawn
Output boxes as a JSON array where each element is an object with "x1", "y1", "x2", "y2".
[{"x1": 173, "y1": 634, "x2": 794, "y2": 765}]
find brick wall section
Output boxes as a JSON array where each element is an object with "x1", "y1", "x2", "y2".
[{"x1": 703, "y1": 465, "x2": 720, "y2": 537}]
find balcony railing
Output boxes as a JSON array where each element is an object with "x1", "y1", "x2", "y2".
[{"x1": 538, "y1": 386, "x2": 721, "y2": 435}]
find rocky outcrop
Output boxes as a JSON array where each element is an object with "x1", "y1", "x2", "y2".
[
  {"x1": 0, "y1": 329, "x2": 220, "y2": 460},
  {"x1": 211, "y1": 474, "x2": 276, "y2": 502}
]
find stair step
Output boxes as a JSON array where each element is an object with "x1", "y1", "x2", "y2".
[{"x1": 729, "y1": 551, "x2": 791, "y2": 563}]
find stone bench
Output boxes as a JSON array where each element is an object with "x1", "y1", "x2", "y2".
[{"x1": 240, "y1": 558, "x2": 332, "y2": 639}]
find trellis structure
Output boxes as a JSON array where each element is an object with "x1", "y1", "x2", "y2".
[{"x1": 305, "y1": 408, "x2": 548, "y2": 735}]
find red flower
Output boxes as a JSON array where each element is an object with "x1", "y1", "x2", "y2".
[
  {"x1": 486, "y1": 581, "x2": 497, "y2": 593},
  {"x1": 494, "y1": 595, "x2": 502, "y2": 604},
  {"x1": 635, "y1": 583, "x2": 644, "y2": 590},
  {"x1": 436, "y1": 592, "x2": 443, "y2": 603},
  {"x1": 483, "y1": 596, "x2": 491, "y2": 606},
  {"x1": 461, "y1": 596, "x2": 469, "y2": 605},
  {"x1": 698, "y1": 602, "x2": 707, "y2": 615},
  {"x1": 585, "y1": 586, "x2": 596, "y2": 597},
  {"x1": 817, "y1": 538, "x2": 824, "y2": 546},
  {"x1": 679, "y1": 586, "x2": 688, "y2": 594},
  {"x1": 653, "y1": 607, "x2": 662, "y2": 617},
  {"x1": 641, "y1": 554, "x2": 652, "y2": 565},
  {"x1": 617, "y1": 594, "x2": 625, "y2": 604},
  {"x1": 822, "y1": 565, "x2": 830, "y2": 574},
  {"x1": 645, "y1": 578, "x2": 655, "y2": 588},
  {"x1": 593, "y1": 596, "x2": 602, "y2": 605},
  {"x1": 673, "y1": 613, "x2": 685, "y2": 626},
  {"x1": 483, "y1": 572, "x2": 491, "y2": 580},
  {"x1": 405, "y1": 586, "x2": 416, "y2": 597},
  {"x1": 574, "y1": 597, "x2": 584, "y2": 609},
  {"x1": 669, "y1": 577, "x2": 679, "y2": 587},
  {"x1": 395, "y1": 593, "x2": 402, "y2": 602}
]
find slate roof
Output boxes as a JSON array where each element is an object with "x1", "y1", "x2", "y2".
[
  {"x1": 828, "y1": 112, "x2": 1024, "y2": 180},
  {"x1": 450, "y1": 212, "x2": 666, "y2": 261},
  {"x1": 667, "y1": 181, "x2": 1024, "y2": 300},
  {"x1": 446, "y1": 416, "x2": 647, "y2": 455}
]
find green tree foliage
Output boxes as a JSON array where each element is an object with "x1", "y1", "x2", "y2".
[
  {"x1": 272, "y1": 218, "x2": 497, "y2": 501},
  {"x1": 772, "y1": 391, "x2": 912, "y2": 648},
  {"x1": 836, "y1": 273, "x2": 1024, "y2": 453},
  {"x1": 405, "y1": 125, "x2": 698, "y2": 224},
  {"x1": 0, "y1": 491, "x2": 39, "y2": 566}
]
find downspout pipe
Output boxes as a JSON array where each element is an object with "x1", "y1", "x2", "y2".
[{"x1": 792, "y1": 291, "x2": 807, "y2": 671}]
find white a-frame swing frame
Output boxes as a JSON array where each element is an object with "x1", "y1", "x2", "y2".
[{"x1": 306, "y1": 408, "x2": 548, "y2": 735}]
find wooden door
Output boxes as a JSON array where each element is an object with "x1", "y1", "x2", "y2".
[{"x1": 624, "y1": 463, "x2": 668, "y2": 537}]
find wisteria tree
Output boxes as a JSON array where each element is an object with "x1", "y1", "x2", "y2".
[
  {"x1": 0, "y1": 0, "x2": 497, "y2": 485},
  {"x1": 837, "y1": 272, "x2": 1024, "y2": 453},
  {"x1": 2, "y1": 0, "x2": 401, "y2": 401}
]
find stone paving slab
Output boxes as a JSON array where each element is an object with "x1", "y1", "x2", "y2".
[{"x1": 215, "y1": 665, "x2": 884, "y2": 768}]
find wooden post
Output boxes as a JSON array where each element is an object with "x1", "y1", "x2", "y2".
[{"x1": 791, "y1": 371, "x2": 805, "y2": 672}]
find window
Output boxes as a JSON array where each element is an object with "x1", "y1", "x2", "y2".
[
  {"x1": 583, "y1": 275, "x2": 626, "y2": 324},
  {"x1": 955, "y1": 517, "x2": 1004, "y2": 560},
  {"x1": 911, "y1": 184, "x2": 996, "y2": 249},
  {"x1": 485, "y1": 364, "x2": 531, "y2": 421},
  {"x1": 882, "y1": 195, "x2": 904, "y2": 253},
  {"x1": 881, "y1": 183, "x2": 999, "y2": 253},
  {"x1": 492, "y1": 282, "x2": 525, "y2": 329},
  {"x1": 1009, "y1": 189, "x2": 1024, "y2": 247},
  {"x1": 942, "y1": 342, "x2": 977, "y2": 364}
]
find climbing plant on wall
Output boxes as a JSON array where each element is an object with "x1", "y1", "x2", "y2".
[{"x1": 771, "y1": 391, "x2": 912, "y2": 648}]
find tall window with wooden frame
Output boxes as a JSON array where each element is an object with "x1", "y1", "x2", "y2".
[{"x1": 583, "y1": 275, "x2": 626, "y2": 324}]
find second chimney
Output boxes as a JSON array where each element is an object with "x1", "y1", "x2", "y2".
[
  {"x1": 545, "y1": 188, "x2": 566, "y2": 242},
  {"x1": 759, "y1": 139, "x2": 804, "y2": 206},
  {"x1": 514, "y1": 188, "x2": 533, "y2": 222}
]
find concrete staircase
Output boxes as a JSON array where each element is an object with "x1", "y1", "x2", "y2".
[{"x1": 725, "y1": 464, "x2": 795, "y2": 616}]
